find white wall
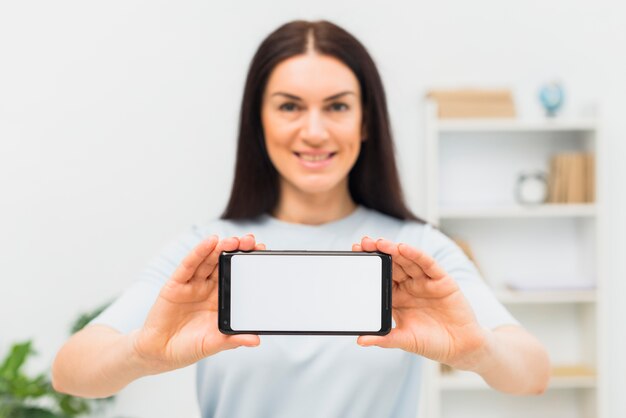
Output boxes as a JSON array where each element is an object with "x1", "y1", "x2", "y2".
[{"x1": 1, "y1": 1, "x2": 624, "y2": 417}]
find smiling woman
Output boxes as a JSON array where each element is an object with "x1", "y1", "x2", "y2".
[
  {"x1": 52, "y1": 20, "x2": 550, "y2": 418},
  {"x1": 261, "y1": 53, "x2": 364, "y2": 222},
  {"x1": 221, "y1": 20, "x2": 418, "y2": 225}
]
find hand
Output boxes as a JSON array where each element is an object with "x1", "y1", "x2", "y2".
[
  {"x1": 132, "y1": 234, "x2": 265, "y2": 373},
  {"x1": 353, "y1": 237, "x2": 488, "y2": 370}
]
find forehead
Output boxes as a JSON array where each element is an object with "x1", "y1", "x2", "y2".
[{"x1": 264, "y1": 53, "x2": 360, "y2": 99}]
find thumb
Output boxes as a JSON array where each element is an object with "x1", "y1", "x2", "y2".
[
  {"x1": 357, "y1": 330, "x2": 402, "y2": 349},
  {"x1": 226, "y1": 334, "x2": 261, "y2": 348},
  {"x1": 356, "y1": 330, "x2": 398, "y2": 348}
]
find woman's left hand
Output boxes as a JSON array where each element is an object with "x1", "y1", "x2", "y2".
[{"x1": 353, "y1": 237, "x2": 489, "y2": 370}]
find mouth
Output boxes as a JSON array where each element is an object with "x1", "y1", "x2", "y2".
[
  {"x1": 293, "y1": 151, "x2": 337, "y2": 168},
  {"x1": 294, "y1": 151, "x2": 337, "y2": 161}
]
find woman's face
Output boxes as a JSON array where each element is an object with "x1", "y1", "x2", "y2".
[{"x1": 261, "y1": 53, "x2": 363, "y2": 198}]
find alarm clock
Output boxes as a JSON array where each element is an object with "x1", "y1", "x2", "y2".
[{"x1": 515, "y1": 171, "x2": 548, "y2": 205}]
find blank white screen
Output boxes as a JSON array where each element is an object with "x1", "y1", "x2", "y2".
[{"x1": 230, "y1": 254, "x2": 382, "y2": 332}]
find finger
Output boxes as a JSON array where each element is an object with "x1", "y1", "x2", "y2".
[
  {"x1": 357, "y1": 329, "x2": 406, "y2": 350},
  {"x1": 377, "y1": 239, "x2": 428, "y2": 282},
  {"x1": 398, "y1": 243, "x2": 447, "y2": 281},
  {"x1": 204, "y1": 334, "x2": 261, "y2": 356},
  {"x1": 375, "y1": 238, "x2": 399, "y2": 257},
  {"x1": 360, "y1": 236, "x2": 378, "y2": 252},
  {"x1": 218, "y1": 237, "x2": 241, "y2": 253},
  {"x1": 170, "y1": 235, "x2": 219, "y2": 283},
  {"x1": 225, "y1": 334, "x2": 261, "y2": 348},
  {"x1": 352, "y1": 243, "x2": 362, "y2": 252},
  {"x1": 194, "y1": 236, "x2": 240, "y2": 281},
  {"x1": 238, "y1": 233, "x2": 256, "y2": 251},
  {"x1": 255, "y1": 243, "x2": 266, "y2": 250},
  {"x1": 374, "y1": 239, "x2": 412, "y2": 283}
]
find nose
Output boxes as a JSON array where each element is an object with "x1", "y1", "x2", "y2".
[{"x1": 300, "y1": 108, "x2": 329, "y2": 145}]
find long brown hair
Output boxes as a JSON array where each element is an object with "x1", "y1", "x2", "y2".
[{"x1": 221, "y1": 20, "x2": 422, "y2": 223}]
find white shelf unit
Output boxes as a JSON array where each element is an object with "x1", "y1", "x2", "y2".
[
  {"x1": 420, "y1": 101, "x2": 606, "y2": 418},
  {"x1": 438, "y1": 369, "x2": 597, "y2": 391},
  {"x1": 438, "y1": 203, "x2": 596, "y2": 219}
]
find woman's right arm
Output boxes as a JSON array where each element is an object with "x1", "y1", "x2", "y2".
[
  {"x1": 51, "y1": 324, "x2": 155, "y2": 398},
  {"x1": 52, "y1": 234, "x2": 264, "y2": 398}
]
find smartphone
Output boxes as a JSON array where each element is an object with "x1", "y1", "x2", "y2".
[{"x1": 218, "y1": 250, "x2": 392, "y2": 335}]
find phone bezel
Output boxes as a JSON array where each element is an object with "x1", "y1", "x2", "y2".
[{"x1": 218, "y1": 250, "x2": 392, "y2": 336}]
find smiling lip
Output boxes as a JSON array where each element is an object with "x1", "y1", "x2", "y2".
[{"x1": 293, "y1": 151, "x2": 337, "y2": 169}]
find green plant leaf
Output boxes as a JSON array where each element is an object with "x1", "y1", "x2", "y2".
[
  {"x1": 70, "y1": 301, "x2": 112, "y2": 335},
  {"x1": 0, "y1": 342, "x2": 33, "y2": 381},
  {"x1": 1, "y1": 301, "x2": 119, "y2": 418},
  {"x1": 9, "y1": 374, "x2": 49, "y2": 398},
  {"x1": 53, "y1": 391, "x2": 91, "y2": 416},
  {"x1": 10, "y1": 406, "x2": 69, "y2": 418}
]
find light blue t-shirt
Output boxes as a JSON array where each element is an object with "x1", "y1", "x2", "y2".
[{"x1": 91, "y1": 206, "x2": 517, "y2": 418}]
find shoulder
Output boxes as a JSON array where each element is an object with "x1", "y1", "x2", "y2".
[
  {"x1": 357, "y1": 207, "x2": 439, "y2": 249},
  {"x1": 388, "y1": 217, "x2": 464, "y2": 263},
  {"x1": 366, "y1": 209, "x2": 430, "y2": 245},
  {"x1": 153, "y1": 218, "x2": 264, "y2": 263}
]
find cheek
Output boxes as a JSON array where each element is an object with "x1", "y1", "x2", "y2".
[
  {"x1": 333, "y1": 119, "x2": 363, "y2": 156},
  {"x1": 263, "y1": 112, "x2": 298, "y2": 145},
  {"x1": 262, "y1": 118, "x2": 292, "y2": 162}
]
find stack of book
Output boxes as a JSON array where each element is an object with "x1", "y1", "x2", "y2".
[
  {"x1": 426, "y1": 89, "x2": 516, "y2": 118},
  {"x1": 547, "y1": 152, "x2": 595, "y2": 203}
]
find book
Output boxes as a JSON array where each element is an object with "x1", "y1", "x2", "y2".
[
  {"x1": 567, "y1": 153, "x2": 586, "y2": 203},
  {"x1": 426, "y1": 89, "x2": 516, "y2": 119},
  {"x1": 586, "y1": 153, "x2": 596, "y2": 202},
  {"x1": 547, "y1": 152, "x2": 595, "y2": 203}
]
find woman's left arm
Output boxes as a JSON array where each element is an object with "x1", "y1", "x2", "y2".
[
  {"x1": 353, "y1": 237, "x2": 550, "y2": 395},
  {"x1": 467, "y1": 324, "x2": 550, "y2": 394}
]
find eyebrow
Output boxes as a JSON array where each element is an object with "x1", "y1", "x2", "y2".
[{"x1": 270, "y1": 91, "x2": 356, "y2": 101}]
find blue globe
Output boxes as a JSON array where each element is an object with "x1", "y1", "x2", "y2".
[{"x1": 539, "y1": 82, "x2": 564, "y2": 117}]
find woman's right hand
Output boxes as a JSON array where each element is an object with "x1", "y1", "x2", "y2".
[{"x1": 132, "y1": 234, "x2": 264, "y2": 373}]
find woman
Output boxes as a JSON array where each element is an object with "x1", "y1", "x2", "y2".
[{"x1": 52, "y1": 20, "x2": 550, "y2": 417}]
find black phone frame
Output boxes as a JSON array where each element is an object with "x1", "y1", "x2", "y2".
[{"x1": 218, "y1": 250, "x2": 392, "y2": 336}]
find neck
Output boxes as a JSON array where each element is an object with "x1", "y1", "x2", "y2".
[{"x1": 272, "y1": 180, "x2": 358, "y2": 225}]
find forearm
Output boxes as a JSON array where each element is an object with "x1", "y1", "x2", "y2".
[
  {"x1": 465, "y1": 325, "x2": 551, "y2": 394},
  {"x1": 52, "y1": 325, "x2": 153, "y2": 398}
]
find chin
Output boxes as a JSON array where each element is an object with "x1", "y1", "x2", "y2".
[{"x1": 291, "y1": 177, "x2": 344, "y2": 196}]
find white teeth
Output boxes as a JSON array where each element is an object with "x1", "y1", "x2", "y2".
[{"x1": 299, "y1": 153, "x2": 331, "y2": 162}]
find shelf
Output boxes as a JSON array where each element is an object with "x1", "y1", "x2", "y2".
[
  {"x1": 434, "y1": 118, "x2": 597, "y2": 133},
  {"x1": 494, "y1": 289, "x2": 597, "y2": 304},
  {"x1": 438, "y1": 203, "x2": 596, "y2": 219},
  {"x1": 424, "y1": 99, "x2": 603, "y2": 418},
  {"x1": 440, "y1": 369, "x2": 596, "y2": 391}
]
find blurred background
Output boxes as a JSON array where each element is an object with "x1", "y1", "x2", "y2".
[{"x1": 1, "y1": 1, "x2": 625, "y2": 417}]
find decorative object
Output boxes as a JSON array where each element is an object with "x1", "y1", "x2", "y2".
[
  {"x1": 0, "y1": 302, "x2": 114, "y2": 418},
  {"x1": 515, "y1": 171, "x2": 549, "y2": 205},
  {"x1": 0, "y1": 341, "x2": 94, "y2": 418},
  {"x1": 539, "y1": 81, "x2": 564, "y2": 117}
]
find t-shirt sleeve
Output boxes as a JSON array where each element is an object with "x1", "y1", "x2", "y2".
[
  {"x1": 404, "y1": 223, "x2": 519, "y2": 330},
  {"x1": 88, "y1": 225, "x2": 210, "y2": 334}
]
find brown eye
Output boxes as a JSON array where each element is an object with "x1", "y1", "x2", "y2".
[
  {"x1": 279, "y1": 102, "x2": 299, "y2": 112},
  {"x1": 328, "y1": 102, "x2": 349, "y2": 112}
]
